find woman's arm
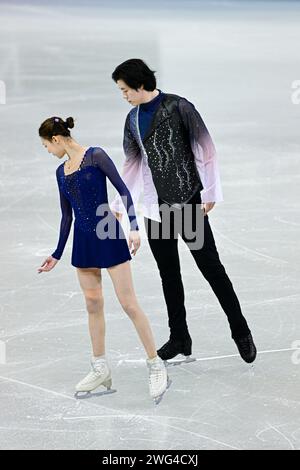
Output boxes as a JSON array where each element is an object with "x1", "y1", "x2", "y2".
[
  {"x1": 93, "y1": 147, "x2": 139, "y2": 231},
  {"x1": 51, "y1": 170, "x2": 73, "y2": 260}
]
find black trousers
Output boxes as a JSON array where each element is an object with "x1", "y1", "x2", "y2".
[{"x1": 144, "y1": 191, "x2": 251, "y2": 341}]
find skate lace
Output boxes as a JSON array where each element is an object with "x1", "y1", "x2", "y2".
[
  {"x1": 148, "y1": 363, "x2": 164, "y2": 385},
  {"x1": 81, "y1": 362, "x2": 107, "y2": 383},
  {"x1": 237, "y1": 335, "x2": 251, "y2": 353}
]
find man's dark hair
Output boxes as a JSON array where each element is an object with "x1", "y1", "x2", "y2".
[{"x1": 112, "y1": 59, "x2": 156, "y2": 91}]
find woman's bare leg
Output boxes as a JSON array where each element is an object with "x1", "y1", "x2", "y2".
[
  {"x1": 76, "y1": 267, "x2": 105, "y2": 357},
  {"x1": 107, "y1": 261, "x2": 157, "y2": 359}
]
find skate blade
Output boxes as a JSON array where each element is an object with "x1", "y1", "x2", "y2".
[
  {"x1": 164, "y1": 354, "x2": 196, "y2": 367},
  {"x1": 74, "y1": 388, "x2": 117, "y2": 399},
  {"x1": 153, "y1": 378, "x2": 172, "y2": 405}
]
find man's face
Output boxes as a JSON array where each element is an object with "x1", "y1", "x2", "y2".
[{"x1": 116, "y1": 79, "x2": 144, "y2": 106}]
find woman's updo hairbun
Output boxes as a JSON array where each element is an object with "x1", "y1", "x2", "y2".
[
  {"x1": 39, "y1": 116, "x2": 74, "y2": 140},
  {"x1": 65, "y1": 117, "x2": 74, "y2": 129}
]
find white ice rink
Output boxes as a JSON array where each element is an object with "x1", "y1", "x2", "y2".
[{"x1": 0, "y1": 0, "x2": 300, "y2": 450}]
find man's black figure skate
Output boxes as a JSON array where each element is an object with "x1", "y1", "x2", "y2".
[
  {"x1": 157, "y1": 335, "x2": 196, "y2": 366},
  {"x1": 234, "y1": 333, "x2": 257, "y2": 363}
]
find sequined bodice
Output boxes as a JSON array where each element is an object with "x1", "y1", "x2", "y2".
[
  {"x1": 59, "y1": 161, "x2": 109, "y2": 233},
  {"x1": 51, "y1": 146, "x2": 139, "y2": 260}
]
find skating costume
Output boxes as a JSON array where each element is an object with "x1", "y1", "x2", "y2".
[
  {"x1": 138, "y1": 89, "x2": 203, "y2": 207},
  {"x1": 51, "y1": 146, "x2": 139, "y2": 268},
  {"x1": 110, "y1": 91, "x2": 256, "y2": 362}
]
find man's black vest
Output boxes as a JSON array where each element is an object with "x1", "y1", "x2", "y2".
[{"x1": 141, "y1": 94, "x2": 203, "y2": 206}]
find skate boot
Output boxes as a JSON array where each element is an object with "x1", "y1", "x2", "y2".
[
  {"x1": 234, "y1": 333, "x2": 257, "y2": 363},
  {"x1": 157, "y1": 335, "x2": 196, "y2": 366},
  {"x1": 74, "y1": 357, "x2": 116, "y2": 399},
  {"x1": 146, "y1": 356, "x2": 172, "y2": 405}
]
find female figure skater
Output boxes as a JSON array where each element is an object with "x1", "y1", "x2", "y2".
[{"x1": 37, "y1": 116, "x2": 170, "y2": 404}]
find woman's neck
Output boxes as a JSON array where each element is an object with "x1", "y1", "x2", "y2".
[{"x1": 64, "y1": 140, "x2": 87, "y2": 161}]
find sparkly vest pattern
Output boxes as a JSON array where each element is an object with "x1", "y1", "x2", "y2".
[{"x1": 128, "y1": 94, "x2": 203, "y2": 207}]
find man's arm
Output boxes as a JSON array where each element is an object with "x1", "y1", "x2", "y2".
[
  {"x1": 178, "y1": 97, "x2": 223, "y2": 203},
  {"x1": 110, "y1": 113, "x2": 143, "y2": 216}
]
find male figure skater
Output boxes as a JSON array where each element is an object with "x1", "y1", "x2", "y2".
[{"x1": 110, "y1": 58, "x2": 256, "y2": 363}]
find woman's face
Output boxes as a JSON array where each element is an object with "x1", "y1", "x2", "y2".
[{"x1": 41, "y1": 137, "x2": 65, "y2": 158}]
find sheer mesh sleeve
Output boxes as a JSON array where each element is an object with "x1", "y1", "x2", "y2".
[
  {"x1": 93, "y1": 147, "x2": 139, "y2": 231},
  {"x1": 51, "y1": 169, "x2": 73, "y2": 260},
  {"x1": 110, "y1": 113, "x2": 143, "y2": 215},
  {"x1": 178, "y1": 97, "x2": 223, "y2": 203},
  {"x1": 123, "y1": 113, "x2": 141, "y2": 160}
]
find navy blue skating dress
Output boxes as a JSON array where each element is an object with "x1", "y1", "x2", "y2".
[{"x1": 51, "y1": 146, "x2": 139, "y2": 268}]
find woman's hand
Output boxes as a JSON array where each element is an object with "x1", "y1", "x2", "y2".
[
  {"x1": 37, "y1": 256, "x2": 59, "y2": 273},
  {"x1": 128, "y1": 230, "x2": 141, "y2": 256},
  {"x1": 201, "y1": 202, "x2": 215, "y2": 215}
]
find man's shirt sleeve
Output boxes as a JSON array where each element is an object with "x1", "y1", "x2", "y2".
[
  {"x1": 109, "y1": 113, "x2": 144, "y2": 214},
  {"x1": 178, "y1": 97, "x2": 223, "y2": 203}
]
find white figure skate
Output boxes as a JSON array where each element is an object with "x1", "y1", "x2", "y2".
[
  {"x1": 147, "y1": 356, "x2": 172, "y2": 405},
  {"x1": 74, "y1": 358, "x2": 116, "y2": 399}
]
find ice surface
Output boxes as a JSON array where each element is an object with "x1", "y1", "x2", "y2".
[{"x1": 0, "y1": 0, "x2": 300, "y2": 450}]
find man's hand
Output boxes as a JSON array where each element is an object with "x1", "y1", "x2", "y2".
[
  {"x1": 37, "y1": 256, "x2": 59, "y2": 273},
  {"x1": 128, "y1": 230, "x2": 141, "y2": 256},
  {"x1": 201, "y1": 202, "x2": 215, "y2": 215}
]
